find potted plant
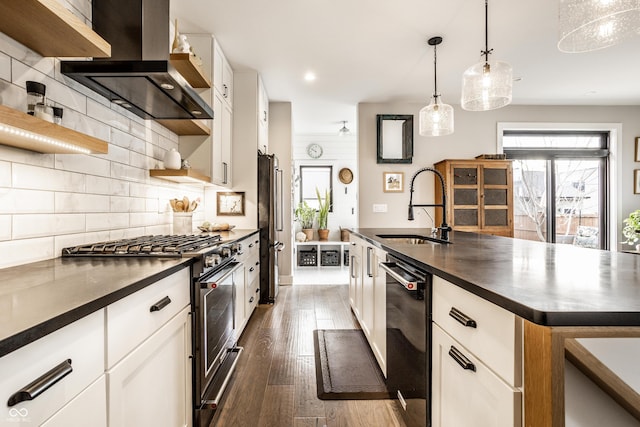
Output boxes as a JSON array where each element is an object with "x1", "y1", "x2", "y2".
[
  {"x1": 316, "y1": 187, "x2": 331, "y2": 241},
  {"x1": 622, "y1": 209, "x2": 640, "y2": 250},
  {"x1": 295, "y1": 201, "x2": 316, "y2": 241}
]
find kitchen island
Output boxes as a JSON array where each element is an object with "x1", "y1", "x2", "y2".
[{"x1": 350, "y1": 228, "x2": 640, "y2": 427}]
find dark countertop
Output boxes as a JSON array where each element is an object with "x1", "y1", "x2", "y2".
[
  {"x1": 352, "y1": 228, "x2": 640, "y2": 327},
  {"x1": 0, "y1": 229, "x2": 259, "y2": 358}
]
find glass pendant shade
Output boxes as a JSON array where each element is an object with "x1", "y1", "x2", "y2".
[
  {"x1": 461, "y1": 60, "x2": 513, "y2": 111},
  {"x1": 419, "y1": 99, "x2": 454, "y2": 136},
  {"x1": 558, "y1": 0, "x2": 640, "y2": 53}
]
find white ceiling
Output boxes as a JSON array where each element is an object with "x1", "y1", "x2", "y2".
[{"x1": 171, "y1": 0, "x2": 640, "y2": 135}]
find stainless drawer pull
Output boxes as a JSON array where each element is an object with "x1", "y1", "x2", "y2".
[
  {"x1": 8, "y1": 359, "x2": 73, "y2": 406},
  {"x1": 255, "y1": 288, "x2": 260, "y2": 294},
  {"x1": 150, "y1": 296, "x2": 172, "y2": 312},
  {"x1": 448, "y1": 346, "x2": 476, "y2": 372},
  {"x1": 249, "y1": 297, "x2": 254, "y2": 304},
  {"x1": 248, "y1": 243, "x2": 254, "y2": 248},
  {"x1": 255, "y1": 261, "x2": 259, "y2": 266},
  {"x1": 449, "y1": 307, "x2": 477, "y2": 328},
  {"x1": 249, "y1": 267, "x2": 255, "y2": 272}
]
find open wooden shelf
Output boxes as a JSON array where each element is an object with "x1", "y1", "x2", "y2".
[
  {"x1": 0, "y1": 105, "x2": 108, "y2": 154},
  {"x1": 150, "y1": 168, "x2": 211, "y2": 184},
  {"x1": 169, "y1": 53, "x2": 211, "y2": 88},
  {"x1": 0, "y1": 0, "x2": 111, "y2": 58},
  {"x1": 156, "y1": 119, "x2": 211, "y2": 136}
]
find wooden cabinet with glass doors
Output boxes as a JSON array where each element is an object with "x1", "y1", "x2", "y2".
[{"x1": 434, "y1": 159, "x2": 514, "y2": 237}]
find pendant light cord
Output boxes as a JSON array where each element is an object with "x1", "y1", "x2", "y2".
[
  {"x1": 433, "y1": 43, "x2": 440, "y2": 102},
  {"x1": 481, "y1": 0, "x2": 493, "y2": 63}
]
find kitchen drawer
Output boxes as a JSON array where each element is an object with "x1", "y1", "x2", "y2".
[
  {"x1": 431, "y1": 324, "x2": 522, "y2": 427},
  {"x1": 106, "y1": 267, "x2": 190, "y2": 368},
  {"x1": 245, "y1": 276, "x2": 259, "y2": 316},
  {"x1": 0, "y1": 310, "x2": 104, "y2": 426},
  {"x1": 247, "y1": 254, "x2": 260, "y2": 285},
  {"x1": 432, "y1": 276, "x2": 521, "y2": 386}
]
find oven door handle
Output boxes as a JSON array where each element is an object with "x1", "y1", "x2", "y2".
[
  {"x1": 379, "y1": 262, "x2": 419, "y2": 291},
  {"x1": 200, "y1": 261, "x2": 242, "y2": 288}
]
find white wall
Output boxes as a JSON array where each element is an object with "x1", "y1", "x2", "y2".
[
  {"x1": 292, "y1": 134, "x2": 358, "y2": 242},
  {"x1": 358, "y1": 102, "x2": 640, "y2": 248}
]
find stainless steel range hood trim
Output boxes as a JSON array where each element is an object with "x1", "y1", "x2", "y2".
[{"x1": 60, "y1": 60, "x2": 213, "y2": 120}]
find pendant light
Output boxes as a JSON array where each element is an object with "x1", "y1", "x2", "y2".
[
  {"x1": 461, "y1": 0, "x2": 512, "y2": 111},
  {"x1": 419, "y1": 37, "x2": 454, "y2": 137},
  {"x1": 558, "y1": 0, "x2": 640, "y2": 53},
  {"x1": 338, "y1": 120, "x2": 350, "y2": 136}
]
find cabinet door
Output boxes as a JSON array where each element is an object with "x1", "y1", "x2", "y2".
[
  {"x1": 222, "y1": 59, "x2": 233, "y2": 107},
  {"x1": 451, "y1": 164, "x2": 481, "y2": 229},
  {"x1": 257, "y1": 76, "x2": 268, "y2": 148},
  {"x1": 372, "y1": 246, "x2": 388, "y2": 376},
  {"x1": 361, "y1": 246, "x2": 375, "y2": 340},
  {"x1": 431, "y1": 325, "x2": 521, "y2": 427},
  {"x1": 107, "y1": 307, "x2": 192, "y2": 427},
  {"x1": 221, "y1": 102, "x2": 232, "y2": 187},
  {"x1": 481, "y1": 164, "x2": 512, "y2": 234},
  {"x1": 348, "y1": 241, "x2": 362, "y2": 319},
  {"x1": 234, "y1": 264, "x2": 246, "y2": 337},
  {"x1": 42, "y1": 376, "x2": 107, "y2": 427},
  {"x1": 211, "y1": 92, "x2": 225, "y2": 185}
]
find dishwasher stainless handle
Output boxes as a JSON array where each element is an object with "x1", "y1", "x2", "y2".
[
  {"x1": 448, "y1": 346, "x2": 476, "y2": 372},
  {"x1": 378, "y1": 262, "x2": 419, "y2": 290},
  {"x1": 8, "y1": 359, "x2": 73, "y2": 406},
  {"x1": 449, "y1": 307, "x2": 477, "y2": 328}
]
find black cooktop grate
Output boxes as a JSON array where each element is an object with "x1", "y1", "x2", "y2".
[{"x1": 61, "y1": 234, "x2": 222, "y2": 257}]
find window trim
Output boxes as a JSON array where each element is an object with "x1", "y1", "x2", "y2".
[{"x1": 497, "y1": 122, "x2": 621, "y2": 250}]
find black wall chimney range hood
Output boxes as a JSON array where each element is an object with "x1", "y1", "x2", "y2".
[{"x1": 61, "y1": 0, "x2": 213, "y2": 121}]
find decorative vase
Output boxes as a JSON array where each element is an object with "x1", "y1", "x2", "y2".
[
  {"x1": 302, "y1": 228, "x2": 314, "y2": 241},
  {"x1": 318, "y1": 229, "x2": 329, "y2": 241},
  {"x1": 164, "y1": 148, "x2": 181, "y2": 170},
  {"x1": 171, "y1": 19, "x2": 180, "y2": 53}
]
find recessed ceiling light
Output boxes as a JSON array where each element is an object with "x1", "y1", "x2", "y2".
[
  {"x1": 191, "y1": 110, "x2": 202, "y2": 115},
  {"x1": 584, "y1": 90, "x2": 597, "y2": 96},
  {"x1": 304, "y1": 72, "x2": 316, "y2": 82},
  {"x1": 161, "y1": 83, "x2": 175, "y2": 90},
  {"x1": 112, "y1": 99, "x2": 125, "y2": 104},
  {"x1": 513, "y1": 77, "x2": 523, "y2": 82}
]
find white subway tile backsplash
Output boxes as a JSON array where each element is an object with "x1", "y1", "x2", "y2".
[
  {"x1": 86, "y1": 175, "x2": 129, "y2": 197},
  {"x1": 0, "y1": 237, "x2": 55, "y2": 269},
  {"x1": 70, "y1": 114, "x2": 111, "y2": 142},
  {"x1": 0, "y1": 161, "x2": 10, "y2": 186},
  {"x1": 128, "y1": 197, "x2": 146, "y2": 213},
  {"x1": 13, "y1": 213, "x2": 57, "y2": 239},
  {"x1": 0, "y1": 215, "x2": 11, "y2": 241},
  {"x1": 111, "y1": 162, "x2": 147, "y2": 183},
  {"x1": 0, "y1": 52, "x2": 10, "y2": 82},
  {"x1": 86, "y1": 212, "x2": 129, "y2": 232},
  {"x1": 106, "y1": 144, "x2": 130, "y2": 166},
  {"x1": 112, "y1": 128, "x2": 146, "y2": 154},
  {"x1": 0, "y1": 189, "x2": 54, "y2": 214},
  {"x1": 54, "y1": 231, "x2": 111, "y2": 256},
  {"x1": 110, "y1": 196, "x2": 131, "y2": 213},
  {"x1": 129, "y1": 151, "x2": 150, "y2": 170},
  {"x1": 87, "y1": 98, "x2": 130, "y2": 132},
  {"x1": 130, "y1": 212, "x2": 160, "y2": 228},
  {"x1": 55, "y1": 153, "x2": 111, "y2": 178},
  {"x1": 13, "y1": 163, "x2": 85, "y2": 192},
  {"x1": 55, "y1": 193, "x2": 110, "y2": 213}
]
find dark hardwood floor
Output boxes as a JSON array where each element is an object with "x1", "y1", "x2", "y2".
[{"x1": 211, "y1": 284, "x2": 406, "y2": 427}]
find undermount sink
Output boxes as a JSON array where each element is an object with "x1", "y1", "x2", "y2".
[{"x1": 376, "y1": 234, "x2": 452, "y2": 245}]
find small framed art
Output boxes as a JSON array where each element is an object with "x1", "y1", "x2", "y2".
[
  {"x1": 636, "y1": 137, "x2": 640, "y2": 162},
  {"x1": 635, "y1": 170, "x2": 640, "y2": 194},
  {"x1": 217, "y1": 191, "x2": 245, "y2": 216},
  {"x1": 383, "y1": 172, "x2": 404, "y2": 193}
]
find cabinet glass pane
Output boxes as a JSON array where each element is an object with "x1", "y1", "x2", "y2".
[
  {"x1": 484, "y1": 189, "x2": 507, "y2": 206},
  {"x1": 484, "y1": 168, "x2": 507, "y2": 185},
  {"x1": 454, "y1": 209, "x2": 478, "y2": 226},
  {"x1": 454, "y1": 189, "x2": 478, "y2": 205},
  {"x1": 453, "y1": 168, "x2": 478, "y2": 185},
  {"x1": 485, "y1": 209, "x2": 508, "y2": 226}
]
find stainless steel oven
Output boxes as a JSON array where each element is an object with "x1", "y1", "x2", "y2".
[
  {"x1": 379, "y1": 253, "x2": 431, "y2": 427},
  {"x1": 192, "y1": 245, "x2": 244, "y2": 427}
]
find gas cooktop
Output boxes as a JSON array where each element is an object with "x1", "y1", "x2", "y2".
[{"x1": 61, "y1": 234, "x2": 223, "y2": 257}]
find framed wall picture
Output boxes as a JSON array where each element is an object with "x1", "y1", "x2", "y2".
[
  {"x1": 635, "y1": 170, "x2": 640, "y2": 194},
  {"x1": 217, "y1": 191, "x2": 245, "y2": 216},
  {"x1": 636, "y1": 137, "x2": 640, "y2": 162},
  {"x1": 383, "y1": 172, "x2": 404, "y2": 193}
]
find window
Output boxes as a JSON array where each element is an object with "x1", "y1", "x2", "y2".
[
  {"x1": 299, "y1": 165, "x2": 333, "y2": 211},
  {"x1": 503, "y1": 131, "x2": 609, "y2": 249}
]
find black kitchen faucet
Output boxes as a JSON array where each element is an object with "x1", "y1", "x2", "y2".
[{"x1": 408, "y1": 167, "x2": 452, "y2": 241}]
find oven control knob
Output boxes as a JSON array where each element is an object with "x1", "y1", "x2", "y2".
[
  {"x1": 205, "y1": 254, "x2": 221, "y2": 268},
  {"x1": 221, "y1": 247, "x2": 232, "y2": 258}
]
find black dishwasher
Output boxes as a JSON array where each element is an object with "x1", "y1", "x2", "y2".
[{"x1": 379, "y1": 253, "x2": 430, "y2": 427}]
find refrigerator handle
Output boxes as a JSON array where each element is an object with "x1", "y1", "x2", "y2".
[{"x1": 275, "y1": 168, "x2": 284, "y2": 231}]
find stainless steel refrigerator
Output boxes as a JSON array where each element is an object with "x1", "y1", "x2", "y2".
[{"x1": 258, "y1": 152, "x2": 284, "y2": 304}]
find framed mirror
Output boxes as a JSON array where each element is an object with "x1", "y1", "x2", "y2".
[
  {"x1": 300, "y1": 165, "x2": 333, "y2": 212},
  {"x1": 376, "y1": 114, "x2": 413, "y2": 164}
]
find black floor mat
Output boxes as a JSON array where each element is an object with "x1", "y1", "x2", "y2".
[{"x1": 313, "y1": 329, "x2": 393, "y2": 400}]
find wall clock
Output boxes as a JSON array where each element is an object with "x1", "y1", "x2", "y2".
[{"x1": 306, "y1": 143, "x2": 323, "y2": 159}]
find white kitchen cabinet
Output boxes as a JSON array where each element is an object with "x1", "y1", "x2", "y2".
[
  {"x1": 41, "y1": 376, "x2": 107, "y2": 427},
  {"x1": 348, "y1": 235, "x2": 387, "y2": 374},
  {"x1": 257, "y1": 77, "x2": 269, "y2": 147},
  {"x1": 107, "y1": 306, "x2": 192, "y2": 427},
  {"x1": 432, "y1": 324, "x2": 522, "y2": 427},
  {"x1": 213, "y1": 39, "x2": 233, "y2": 109},
  {"x1": 177, "y1": 33, "x2": 233, "y2": 187},
  {"x1": 0, "y1": 310, "x2": 105, "y2": 426},
  {"x1": 235, "y1": 233, "x2": 260, "y2": 337},
  {"x1": 431, "y1": 276, "x2": 522, "y2": 427}
]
